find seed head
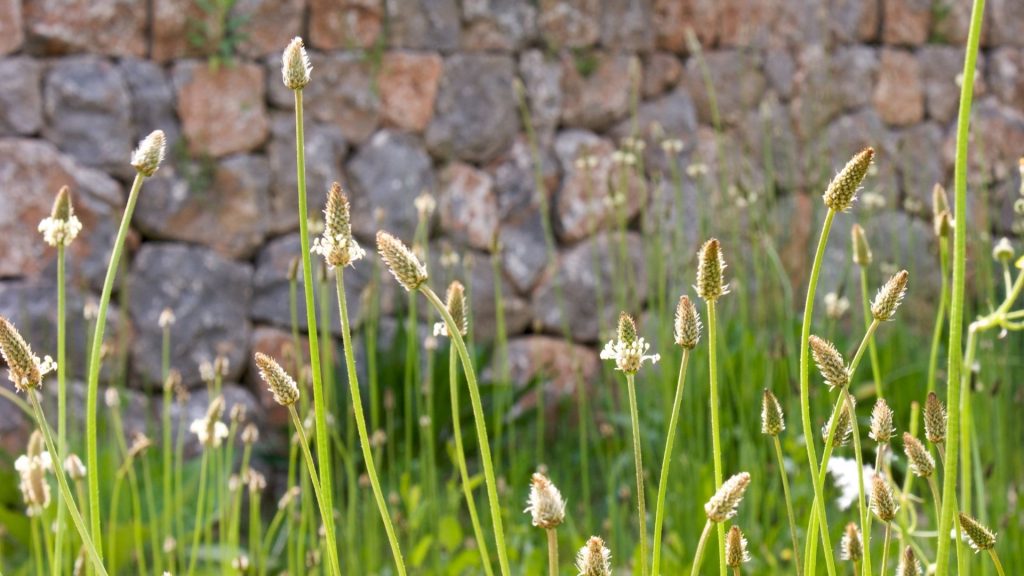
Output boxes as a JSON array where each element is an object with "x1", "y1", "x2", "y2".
[
  {"x1": 705, "y1": 472, "x2": 751, "y2": 523},
  {"x1": 870, "y1": 473, "x2": 899, "y2": 522},
  {"x1": 15, "y1": 432, "x2": 51, "y2": 516},
  {"x1": 281, "y1": 37, "x2": 312, "y2": 90},
  {"x1": 524, "y1": 472, "x2": 566, "y2": 529},
  {"x1": 376, "y1": 231, "x2": 428, "y2": 291},
  {"x1": 434, "y1": 281, "x2": 467, "y2": 338},
  {"x1": 131, "y1": 130, "x2": 166, "y2": 177},
  {"x1": 823, "y1": 147, "x2": 874, "y2": 212},
  {"x1": 808, "y1": 335, "x2": 848, "y2": 390},
  {"x1": 871, "y1": 270, "x2": 909, "y2": 322},
  {"x1": 823, "y1": 396, "x2": 855, "y2": 448},
  {"x1": 254, "y1": 353, "x2": 300, "y2": 407},
  {"x1": 933, "y1": 183, "x2": 952, "y2": 238},
  {"x1": 601, "y1": 315, "x2": 660, "y2": 374},
  {"x1": 312, "y1": 183, "x2": 365, "y2": 269},
  {"x1": 696, "y1": 239, "x2": 728, "y2": 302},
  {"x1": 127, "y1": 432, "x2": 153, "y2": 459},
  {"x1": 761, "y1": 388, "x2": 785, "y2": 436},
  {"x1": 0, "y1": 316, "x2": 56, "y2": 392},
  {"x1": 935, "y1": 210, "x2": 952, "y2": 238},
  {"x1": 924, "y1": 392, "x2": 947, "y2": 445},
  {"x1": 992, "y1": 237, "x2": 1015, "y2": 263},
  {"x1": 725, "y1": 525, "x2": 751, "y2": 567},
  {"x1": 575, "y1": 536, "x2": 612, "y2": 576},
  {"x1": 897, "y1": 546, "x2": 922, "y2": 576},
  {"x1": 38, "y1": 186, "x2": 83, "y2": 247},
  {"x1": 190, "y1": 396, "x2": 229, "y2": 448},
  {"x1": 851, "y1": 224, "x2": 872, "y2": 267},
  {"x1": 902, "y1": 432, "x2": 934, "y2": 478},
  {"x1": 869, "y1": 398, "x2": 895, "y2": 443},
  {"x1": 841, "y1": 522, "x2": 863, "y2": 562},
  {"x1": 158, "y1": 308, "x2": 176, "y2": 329},
  {"x1": 64, "y1": 454, "x2": 87, "y2": 481},
  {"x1": 674, "y1": 295, "x2": 702, "y2": 349},
  {"x1": 618, "y1": 312, "x2": 638, "y2": 344},
  {"x1": 241, "y1": 423, "x2": 260, "y2": 445},
  {"x1": 958, "y1": 512, "x2": 997, "y2": 552}
]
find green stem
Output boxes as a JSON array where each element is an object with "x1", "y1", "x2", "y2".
[
  {"x1": 85, "y1": 172, "x2": 146, "y2": 555},
  {"x1": 185, "y1": 450, "x2": 209, "y2": 576},
  {"x1": 449, "y1": 345, "x2": 495, "y2": 576},
  {"x1": 927, "y1": 475, "x2": 943, "y2": 529},
  {"x1": 927, "y1": 241, "x2": 950, "y2": 394},
  {"x1": 161, "y1": 324, "x2": 173, "y2": 571},
  {"x1": 844, "y1": 392, "x2": 871, "y2": 576},
  {"x1": 690, "y1": 520, "x2": 714, "y2": 576},
  {"x1": 652, "y1": 351, "x2": 691, "y2": 575},
  {"x1": 421, "y1": 286, "x2": 511, "y2": 576},
  {"x1": 988, "y1": 550, "x2": 1007, "y2": 576},
  {"x1": 28, "y1": 391, "x2": 107, "y2": 576},
  {"x1": 936, "y1": 0, "x2": 985, "y2": 574},
  {"x1": 547, "y1": 529, "x2": 558, "y2": 576},
  {"x1": 335, "y1": 267, "x2": 406, "y2": 575},
  {"x1": 706, "y1": 300, "x2": 725, "y2": 576},
  {"x1": 625, "y1": 372, "x2": 649, "y2": 576},
  {"x1": 858, "y1": 266, "x2": 884, "y2": 398},
  {"x1": 879, "y1": 523, "x2": 892, "y2": 576},
  {"x1": 54, "y1": 245, "x2": 66, "y2": 576},
  {"x1": 288, "y1": 405, "x2": 342, "y2": 576},
  {"x1": 773, "y1": 436, "x2": 802, "y2": 576}
]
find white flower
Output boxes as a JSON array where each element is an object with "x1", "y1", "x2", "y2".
[
  {"x1": 15, "y1": 451, "x2": 52, "y2": 516},
  {"x1": 524, "y1": 472, "x2": 566, "y2": 529},
  {"x1": 575, "y1": 536, "x2": 612, "y2": 576},
  {"x1": 311, "y1": 233, "x2": 365, "y2": 269},
  {"x1": 824, "y1": 292, "x2": 850, "y2": 320},
  {"x1": 827, "y1": 456, "x2": 874, "y2": 511},
  {"x1": 661, "y1": 138, "x2": 684, "y2": 155},
  {"x1": 414, "y1": 192, "x2": 436, "y2": 218},
  {"x1": 190, "y1": 417, "x2": 229, "y2": 448},
  {"x1": 600, "y1": 337, "x2": 660, "y2": 374},
  {"x1": 38, "y1": 214, "x2": 83, "y2": 248}
]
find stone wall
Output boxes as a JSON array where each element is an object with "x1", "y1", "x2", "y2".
[{"x1": 2, "y1": 0, "x2": 1024, "y2": 441}]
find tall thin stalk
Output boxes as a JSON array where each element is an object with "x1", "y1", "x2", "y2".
[
  {"x1": 626, "y1": 372, "x2": 649, "y2": 576},
  {"x1": 547, "y1": 530, "x2": 559, "y2": 576},
  {"x1": 288, "y1": 405, "x2": 343, "y2": 576},
  {"x1": 706, "y1": 301, "x2": 724, "y2": 576},
  {"x1": 690, "y1": 520, "x2": 714, "y2": 576},
  {"x1": 54, "y1": 242, "x2": 67, "y2": 576},
  {"x1": 772, "y1": 435, "x2": 801, "y2": 575},
  {"x1": 651, "y1": 350, "x2": 691, "y2": 574}
]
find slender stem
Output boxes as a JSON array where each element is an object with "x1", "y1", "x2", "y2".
[
  {"x1": 879, "y1": 523, "x2": 892, "y2": 576},
  {"x1": 547, "y1": 529, "x2": 559, "y2": 576},
  {"x1": 625, "y1": 373, "x2": 649, "y2": 576},
  {"x1": 54, "y1": 245, "x2": 66, "y2": 576},
  {"x1": 927, "y1": 475, "x2": 943, "y2": 528},
  {"x1": 185, "y1": 451, "x2": 209, "y2": 576},
  {"x1": 937, "y1": 1, "x2": 985, "y2": 573},
  {"x1": 652, "y1": 351, "x2": 691, "y2": 575},
  {"x1": 844, "y1": 392, "x2": 871, "y2": 576},
  {"x1": 421, "y1": 286, "x2": 511, "y2": 576},
  {"x1": 160, "y1": 324, "x2": 173, "y2": 571},
  {"x1": 799, "y1": 208, "x2": 839, "y2": 576},
  {"x1": 858, "y1": 266, "x2": 884, "y2": 398},
  {"x1": 449, "y1": 345, "x2": 495, "y2": 576},
  {"x1": 773, "y1": 436, "x2": 802, "y2": 576},
  {"x1": 706, "y1": 300, "x2": 725, "y2": 576},
  {"x1": 85, "y1": 172, "x2": 145, "y2": 554},
  {"x1": 27, "y1": 391, "x2": 107, "y2": 576},
  {"x1": 690, "y1": 520, "x2": 714, "y2": 576},
  {"x1": 927, "y1": 241, "x2": 950, "y2": 394},
  {"x1": 988, "y1": 550, "x2": 1007, "y2": 576},
  {"x1": 32, "y1": 516, "x2": 45, "y2": 576},
  {"x1": 335, "y1": 267, "x2": 406, "y2": 575},
  {"x1": 288, "y1": 405, "x2": 342, "y2": 576},
  {"x1": 292, "y1": 88, "x2": 337, "y2": 566}
]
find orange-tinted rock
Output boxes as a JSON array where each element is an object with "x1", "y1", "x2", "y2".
[
  {"x1": 378, "y1": 51, "x2": 443, "y2": 132},
  {"x1": 0, "y1": 0, "x2": 24, "y2": 55},
  {"x1": 152, "y1": 0, "x2": 218, "y2": 62},
  {"x1": 23, "y1": 0, "x2": 145, "y2": 56},
  {"x1": 874, "y1": 49, "x2": 924, "y2": 126},
  {"x1": 304, "y1": 52, "x2": 380, "y2": 144},
  {"x1": 174, "y1": 61, "x2": 269, "y2": 157},
  {"x1": 438, "y1": 162, "x2": 498, "y2": 251},
  {"x1": 538, "y1": 0, "x2": 600, "y2": 49},
  {"x1": 309, "y1": 0, "x2": 381, "y2": 50},
  {"x1": 497, "y1": 336, "x2": 600, "y2": 421},
  {"x1": 653, "y1": 0, "x2": 715, "y2": 53},
  {"x1": 234, "y1": 0, "x2": 305, "y2": 58},
  {"x1": 642, "y1": 52, "x2": 683, "y2": 98},
  {"x1": 882, "y1": 0, "x2": 931, "y2": 46},
  {"x1": 560, "y1": 52, "x2": 638, "y2": 130}
]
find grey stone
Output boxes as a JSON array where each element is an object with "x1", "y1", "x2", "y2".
[
  {"x1": 129, "y1": 243, "x2": 254, "y2": 389},
  {"x1": 437, "y1": 162, "x2": 499, "y2": 251},
  {"x1": 560, "y1": 52, "x2": 638, "y2": 130},
  {"x1": 989, "y1": 48, "x2": 1024, "y2": 110},
  {"x1": 532, "y1": 232, "x2": 647, "y2": 342},
  {"x1": 461, "y1": 0, "x2": 537, "y2": 51},
  {"x1": 0, "y1": 58, "x2": 43, "y2": 136},
  {"x1": 518, "y1": 50, "x2": 563, "y2": 142},
  {"x1": 764, "y1": 49, "x2": 796, "y2": 99},
  {"x1": 990, "y1": 0, "x2": 1024, "y2": 48},
  {"x1": 498, "y1": 209, "x2": 551, "y2": 294},
  {"x1": 789, "y1": 45, "x2": 878, "y2": 139},
  {"x1": 805, "y1": 109, "x2": 899, "y2": 207},
  {"x1": 610, "y1": 86, "x2": 699, "y2": 176},
  {"x1": 642, "y1": 52, "x2": 683, "y2": 98},
  {"x1": 427, "y1": 54, "x2": 519, "y2": 163},
  {"x1": 347, "y1": 130, "x2": 436, "y2": 241},
  {"x1": 601, "y1": 0, "x2": 654, "y2": 52},
  {"x1": 945, "y1": 98, "x2": 1024, "y2": 186},
  {"x1": 43, "y1": 56, "x2": 133, "y2": 177},
  {"x1": 894, "y1": 123, "x2": 947, "y2": 210},
  {"x1": 682, "y1": 49, "x2": 766, "y2": 127},
  {"x1": 489, "y1": 137, "x2": 560, "y2": 222},
  {"x1": 387, "y1": 0, "x2": 462, "y2": 52},
  {"x1": 538, "y1": 0, "x2": 600, "y2": 49},
  {"x1": 119, "y1": 57, "x2": 181, "y2": 149},
  {"x1": 492, "y1": 335, "x2": 600, "y2": 422},
  {"x1": 918, "y1": 46, "x2": 966, "y2": 124},
  {"x1": 827, "y1": 0, "x2": 880, "y2": 43}
]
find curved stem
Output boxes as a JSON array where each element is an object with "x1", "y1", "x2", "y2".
[
  {"x1": 927, "y1": 475, "x2": 943, "y2": 529},
  {"x1": 335, "y1": 267, "x2": 406, "y2": 575},
  {"x1": 421, "y1": 286, "x2": 510, "y2": 576},
  {"x1": 988, "y1": 550, "x2": 1007, "y2": 576},
  {"x1": 449, "y1": 345, "x2": 495, "y2": 576},
  {"x1": 844, "y1": 392, "x2": 871, "y2": 576},
  {"x1": 626, "y1": 373, "x2": 649, "y2": 576},
  {"x1": 706, "y1": 300, "x2": 725, "y2": 576},
  {"x1": 690, "y1": 520, "x2": 714, "y2": 576},
  {"x1": 288, "y1": 405, "x2": 342, "y2": 576},
  {"x1": 652, "y1": 351, "x2": 691, "y2": 575},
  {"x1": 547, "y1": 529, "x2": 559, "y2": 576},
  {"x1": 772, "y1": 436, "x2": 802, "y2": 576},
  {"x1": 927, "y1": 242, "x2": 950, "y2": 394},
  {"x1": 858, "y1": 266, "x2": 884, "y2": 399}
]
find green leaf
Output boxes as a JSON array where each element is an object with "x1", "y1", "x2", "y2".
[{"x1": 438, "y1": 515, "x2": 463, "y2": 551}]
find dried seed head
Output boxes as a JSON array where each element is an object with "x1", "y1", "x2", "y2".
[
  {"x1": 823, "y1": 147, "x2": 874, "y2": 212},
  {"x1": 524, "y1": 472, "x2": 566, "y2": 529},
  {"x1": 312, "y1": 183, "x2": 365, "y2": 269},
  {"x1": 869, "y1": 398, "x2": 895, "y2": 443},
  {"x1": 575, "y1": 536, "x2": 612, "y2": 576},
  {"x1": 725, "y1": 525, "x2": 751, "y2": 567},
  {"x1": 705, "y1": 472, "x2": 752, "y2": 523},
  {"x1": 376, "y1": 231, "x2": 428, "y2": 291},
  {"x1": 871, "y1": 270, "x2": 909, "y2": 321},
  {"x1": 15, "y1": 433, "x2": 51, "y2": 516},
  {"x1": 935, "y1": 210, "x2": 952, "y2": 238},
  {"x1": 924, "y1": 392, "x2": 947, "y2": 445},
  {"x1": 761, "y1": 388, "x2": 785, "y2": 436},
  {"x1": 64, "y1": 454, "x2": 87, "y2": 481},
  {"x1": 247, "y1": 469, "x2": 267, "y2": 494},
  {"x1": 897, "y1": 546, "x2": 922, "y2": 576},
  {"x1": 617, "y1": 312, "x2": 638, "y2": 345},
  {"x1": 932, "y1": 183, "x2": 952, "y2": 237},
  {"x1": 958, "y1": 512, "x2": 997, "y2": 552},
  {"x1": 281, "y1": 37, "x2": 311, "y2": 90},
  {"x1": 0, "y1": 316, "x2": 56, "y2": 392},
  {"x1": 851, "y1": 224, "x2": 872, "y2": 267},
  {"x1": 808, "y1": 335, "x2": 848, "y2": 390},
  {"x1": 127, "y1": 432, "x2": 153, "y2": 459},
  {"x1": 823, "y1": 395, "x2": 855, "y2": 447},
  {"x1": 287, "y1": 257, "x2": 300, "y2": 282},
  {"x1": 158, "y1": 308, "x2": 176, "y2": 329},
  {"x1": 696, "y1": 238, "x2": 728, "y2": 302},
  {"x1": 131, "y1": 130, "x2": 166, "y2": 177},
  {"x1": 254, "y1": 352, "x2": 300, "y2": 407},
  {"x1": 841, "y1": 522, "x2": 863, "y2": 562},
  {"x1": 241, "y1": 423, "x2": 259, "y2": 445},
  {"x1": 902, "y1": 432, "x2": 934, "y2": 478},
  {"x1": 870, "y1": 473, "x2": 899, "y2": 522},
  {"x1": 992, "y1": 237, "x2": 1015, "y2": 263},
  {"x1": 674, "y1": 295, "x2": 702, "y2": 349},
  {"x1": 434, "y1": 281, "x2": 467, "y2": 338},
  {"x1": 38, "y1": 186, "x2": 83, "y2": 247}
]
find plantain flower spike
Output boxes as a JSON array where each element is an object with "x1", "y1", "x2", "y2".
[
  {"x1": 869, "y1": 398, "x2": 895, "y2": 444},
  {"x1": 15, "y1": 431, "x2": 52, "y2": 516},
  {"x1": 841, "y1": 522, "x2": 863, "y2": 562},
  {"x1": 924, "y1": 392, "x2": 947, "y2": 445},
  {"x1": 725, "y1": 525, "x2": 751, "y2": 568},
  {"x1": 933, "y1": 183, "x2": 952, "y2": 238},
  {"x1": 0, "y1": 316, "x2": 56, "y2": 392},
  {"x1": 674, "y1": 295, "x2": 702, "y2": 349},
  {"x1": 254, "y1": 353, "x2": 300, "y2": 407},
  {"x1": 958, "y1": 512, "x2": 997, "y2": 552},
  {"x1": 992, "y1": 237, "x2": 1014, "y2": 263},
  {"x1": 808, "y1": 335, "x2": 848, "y2": 390},
  {"x1": 902, "y1": 432, "x2": 935, "y2": 478},
  {"x1": 705, "y1": 472, "x2": 751, "y2": 523},
  {"x1": 601, "y1": 313, "x2": 659, "y2": 374},
  {"x1": 871, "y1": 270, "x2": 909, "y2": 322},
  {"x1": 131, "y1": 130, "x2": 166, "y2": 177},
  {"x1": 434, "y1": 281, "x2": 467, "y2": 338},
  {"x1": 870, "y1": 473, "x2": 899, "y2": 522},
  {"x1": 524, "y1": 472, "x2": 566, "y2": 530},
  {"x1": 696, "y1": 238, "x2": 728, "y2": 302},
  {"x1": 823, "y1": 147, "x2": 874, "y2": 212},
  {"x1": 281, "y1": 37, "x2": 312, "y2": 90},
  {"x1": 761, "y1": 388, "x2": 785, "y2": 436},
  {"x1": 575, "y1": 536, "x2": 612, "y2": 576},
  {"x1": 38, "y1": 186, "x2": 83, "y2": 248},
  {"x1": 822, "y1": 395, "x2": 855, "y2": 447},
  {"x1": 312, "y1": 182, "x2": 365, "y2": 269},
  {"x1": 851, "y1": 223, "x2": 872, "y2": 267},
  {"x1": 897, "y1": 546, "x2": 922, "y2": 576},
  {"x1": 376, "y1": 231, "x2": 428, "y2": 291}
]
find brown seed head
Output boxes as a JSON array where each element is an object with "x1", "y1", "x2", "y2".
[
  {"x1": 674, "y1": 295, "x2": 702, "y2": 349},
  {"x1": 725, "y1": 525, "x2": 751, "y2": 567},
  {"x1": 254, "y1": 353, "x2": 300, "y2": 407},
  {"x1": 52, "y1": 186, "x2": 72, "y2": 221},
  {"x1": 851, "y1": 223, "x2": 872, "y2": 267},
  {"x1": 0, "y1": 316, "x2": 53, "y2": 392},
  {"x1": 897, "y1": 546, "x2": 922, "y2": 576},
  {"x1": 958, "y1": 512, "x2": 997, "y2": 552},
  {"x1": 841, "y1": 522, "x2": 863, "y2": 562},
  {"x1": 705, "y1": 472, "x2": 751, "y2": 523},
  {"x1": 871, "y1": 270, "x2": 909, "y2": 321},
  {"x1": 902, "y1": 432, "x2": 934, "y2": 478},
  {"x1": 869, "y1": 398, "x2": 895, "y2": 444},
  {"x1": 444, "y1": 281, "x2": 468, "y2": 337},
  {"x1": 761, "y1": 388, "x2": 785, "y2": 436},
  {"x1": 376, "y1": 231, "x2": 428, "y2": 291},
  {"x1": 696, "y1": 238, "x2": 728, "y2": 302},
  {"x1": 823, "y1": 395, "x2": 855, "y2": 447},
  {"x1": 870, "y1": 473, "x2": 899, "y2": 522},
  {"x1": 575, "y1": 536, "x2": 612, "y2": 576},
  {"x1": 924, "y1": 392, "x2": 947, "y2": 445},
  {"x1": 808, "y1": 335, "x2": 848, "y2": 390},
  {"x1": 131, "y1": 130, "x2": 166, "y2": 177},
  {"x1": 823, "y1": 147, "x2": 874, "y2": 212}
]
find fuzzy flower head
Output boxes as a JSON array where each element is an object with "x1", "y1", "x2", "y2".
[
  {"x1": 16, "y1": 431, "x2": 52, "y2": 516},
  {"x1": 434, "y1": 281, "x2": 467, "y2": 338},
  {"x1": 725, "y1": 525, "x2": 751, "y2": 568},
  {"x1": 674, "y1": 295, "x2": 702, "y2": 349},
  {"x1": 823, "y1": 147, "x2": 874, "y2": 212},
  {"x1": 64, "y1": 454, "x2": 87, "y2": 481},
  {"x1": 869, "y1": 398, "x2": 895, "y2": 444},
  {"x1": 38, "y1": 186, "x2": 83, "y2": 248},
  {"x1": 902, "y1": 432, "x2": 935, "y2": 478},
  {"x1": 575, "y1": 536, "x2": 612, "y2": 576},
  {"x1": 761, "y1": 388, "x2": 785, "y2": 436},
  {"x1": 414, "y1": 192, "x2": 436, "y2": 220},
  {"x1": 822, "y1": 395, "x2": 855, "y2": 448},
  {"x1": 312, "y1": 183, "x2": 365, "y2": 269},
  {"x1": 896, "y1": 546, "x2": 922, "y2": 576},
  {"x1": 131, "y1": 130, "x2": 166, "y2": 177},
  {"x1": 851, "y1": 223, "x2": 872, "y2": 267},
  {"x1": 254, "y1": 353, "x2": 300, "y2": 407},
  {"x1": 841, "y1": 522, "x2": 863, "y2": 562},
  {"x1": 870, "y1": 473, "x2": 899, "y2": 522},
  {"x1": 808, "y1": 335, "x2": 848, "y2": 390},
  {"x1": 600, "y1": 314, "x2": 659, "y2": 374},
  {"x1": 376, "y1": 231, "x2": 428, "y2": 292},
  {"x1": 190, "y1": 396, "x2": 229, "y2": 449},
  {"x1": 524, "y1": 472, "x2": 566, "y2": 529},
  {"x1": 924, "y1": 392, "x2": 947, "y2": 445},
  {"x1": 993, "y1": 237, "x2": 1015, "y2": 263},
  {"x1": 958, "y1": 513, "x2": 997, "y2": 552},
  {"x1": 0, "y1": 316, "x2": 56, "y2": 392},
  {"x1": 871, "y1": 270, "x2": 909, "y2": 322},
  {"x1": 281, "y1": 37, "x2": 311, "y2": 90},
  {"x1": 705, "y1": 472, "x2": 751, "y2": 523},
  {"x1": 932, "y1": 183, "x2": 952, "y2": 238},
  {"x1": 696, "y1": 238, "x2": 728, "y2": 302}
]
